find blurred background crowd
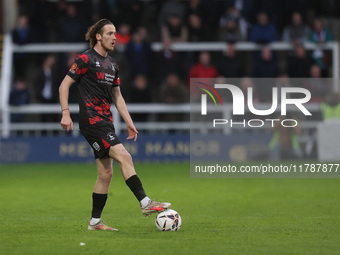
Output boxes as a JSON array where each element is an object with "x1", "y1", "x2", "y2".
[{"x1": 9, "y1": 0, "x2": 340, "y2": 124}]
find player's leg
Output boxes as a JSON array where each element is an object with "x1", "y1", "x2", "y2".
[
  {"x1": 109, "y1": 144, "x2": 171, "y2": 216},
  {"x1": 108, "y1": 143, "x2": 136, "y2": 180},
  {"x1": 93, "y1": 157, "x2": 113, "y2": 193},
  {"x1": 88, "y1": 157, "x2": 117, "y2": 231}
]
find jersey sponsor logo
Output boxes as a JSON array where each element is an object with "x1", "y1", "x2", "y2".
[
  {"x1": 96, "y1": 72, "x2": 115, "y2": 83},
  {"x1": 111, "y1": 63, "x2": 115, "y2": 71},
  {"x1": 95, "y1": 61, "x2": 100, "y2": 67},
  {"x1": 96, "y1": 72, "x2": 105, "y2": 80},
  {"x1": 92, "y1": 142, "x2": 100, "y2": 151}
]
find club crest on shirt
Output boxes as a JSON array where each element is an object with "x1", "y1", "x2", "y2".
[
  {"x1": 69, "y1": 63, "x2": 77, "y2": 74},
  {"x1": 107, "y1": 132, "x2": 115, "y2": 141}
]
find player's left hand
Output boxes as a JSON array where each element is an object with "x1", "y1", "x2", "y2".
[{"x1": 127, "y1": 124, "x2": 138, "y2": 141}]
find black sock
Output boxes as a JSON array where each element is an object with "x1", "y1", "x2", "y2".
[
  {"x1": 91, "y1": 193, "x2": 108, "y2": 218},
  {"x1": 125, "y1": 175, "x2": 147, "y2": 201}
]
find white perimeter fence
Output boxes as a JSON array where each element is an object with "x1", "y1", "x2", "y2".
[{"x1": 0, "y1": 34, "x2": 339, "y2": 138}]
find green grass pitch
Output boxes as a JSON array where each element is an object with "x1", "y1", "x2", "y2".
[{"x1": 0, "y1": 162, "x2": 339, "y2": 255}]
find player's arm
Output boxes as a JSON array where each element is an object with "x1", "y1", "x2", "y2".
[
  {"x1": 112, "y1": 86, "x2": 138, "y2": 141},
  {"x1": 59, "y1": 75, "x2": 75, "y2": 132}
]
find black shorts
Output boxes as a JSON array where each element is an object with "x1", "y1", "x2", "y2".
[{"x1": 80, "y1": 122, "x2": 121, "y2": 159}]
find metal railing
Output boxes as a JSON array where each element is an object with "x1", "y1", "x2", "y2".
[
  {"x1": 2, "y1": 102, "x2": 323, "y2": 139},
  {"x1": 0, "y1": 34, "x2": 339, "y2": 137}
]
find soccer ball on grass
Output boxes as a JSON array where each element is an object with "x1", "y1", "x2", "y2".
[{"x1": 155, "y1": 209, "x2": 181, "y2": 231}]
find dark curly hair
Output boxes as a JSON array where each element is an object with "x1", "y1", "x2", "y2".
[{"x1": 85, "y1": 19, "x2": 113, "y2": 48}]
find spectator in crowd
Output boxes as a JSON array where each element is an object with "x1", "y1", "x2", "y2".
[
  {"x1": 55, "y1": 0, "x2": 68, "y2": 17},
  {"x1": 217, "y1": 43, "x2": 245, "y2": 78},
  {"x1": 115, "y1": 23, "x2": 131, "y2": 46},
  {"x1": 308, "y1": 17, "x2": 332, "y2": 72},
  {"x1": 9, "y1": 78, "x2": 30, "y2": 123},
  {"x1": 232, "y1": 76, "x2": 259, "y2": 123},
  {"x1": 160, "y1": 73, "x2": 188, "y2": 104},
  {"x1": 137, "y1": 26, "x2": 150, "y2": 43},
  {"x1": 125, "y1": 30, "x2": 153, "y2": 79},
  {"x1": 303, "y1": 65, "x2": 330, "y2": 102},
  {"x1": 116, "y1": 0, "x2": 143, "y2": 30},
  {"x1": 158, "y1": 0, "x2": 186, "y2": 27},
  {"x1": 154, "y1": 38, "x2": 185, "y2": 82},
  {"x1": 187, "y1": 14, "x2": 209, "y2": 42},
  {"x1": 106, "y1": 0, "x2": 119, "y2": 24},
  {"x1": 129, "y1": 74, "x2": 152, "y2": 122},
  {"x1": 82, "y1": 0, "x2": 111, "y2": 24},
  {"x1": 223, "y1": 0, "x2": 255, "y2": 22},
  {"x1": 275, "y1": 73, "x2": 292, "y2": 89},
  {"x1": 320, "y1": 93, "x2": 340, "y2": 120},
  {"x1": 275, "y1": 73, "x2": 294, "y2": 102},
  {"x1": 27, "y1": 0, "x2": 53, "y2": 42},
  {"x1": 269, "y1": 115, "x2": 303, "y2": 161},
  {"x1": 11, "y1": 14, "x2": 34, "y2": 77},
  {"x1": 281, "y1": 0, "x2": 310, "y2": 25},
  {"x1": 253, "y1": 47, "x2": 279, "y2": 78},
  {"x1": 197, "y1": 0, "x2": 223, "y2": 39},
  {"x1": 219, "y1": 5, "x2": 248, "y2": 43},
  {"x1": 188, "y1": 51, "x2": 218, "y2": 85},
  {"x1": 253, "y1": 47, "x2": 279, "y2": 102},
  {"x1": 11, "y1": 14, "x2": 33, "y2": 44},
  {"x1": 34, "y1": 54, "x2": 60, "y2": 122},
  {"x1": 109, "y1": 48, "x2": 131, "y2": 99},
  {"x1": 287, "y1": 44, "x2": 315, "y2": 78},
  {"x1": 250, "y1": 12, "x2": 278, "y2": 44},
  {"x1": 282, "y1": 12, "x2": 310, "y2": 45},
  {"x1": 159, "y1": 73, "x2": 188, "y2": 122},
  {"x1": 254, "y1": 0, "x2": 283, "y2": 27},
  {"x1": 313, "y1": 0, "x2": 340, "y2": 42},
  {"x1": 186, "y1": 0, "x2": 205, "y2": 21},
  {"x1": 55, "y1": 4, "x2": 88, "y2": 42},
  {"x1": 309, "y1": 17, "x2": 333, "y2": 44},
  {"x1": 161, "y1": 14, "x2": 188, "y2": 43},
  {"x1": 34, "y1": 54, "x2": 59, "y2": 104},
  {"x1": 239, "y1": 76, "x2": 259, "y2": 104}
]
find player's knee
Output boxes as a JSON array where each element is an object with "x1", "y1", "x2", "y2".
[
  {"x1": 106, "y1": 169, "x2": 113, "y2": 179},
  {"x1": 98, "y1": 167, "x2": 113, "y2": 180}
]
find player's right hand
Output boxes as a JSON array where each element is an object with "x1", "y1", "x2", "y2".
[
  {"x1": 126, "y1": 123, "x2": 138, "y2": 142},
  {"x1": 61, "y1": 115, "x2": 74, "y2": 133}
]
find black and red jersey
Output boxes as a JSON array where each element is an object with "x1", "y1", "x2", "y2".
[{"x1": 68, "y1": 48, "x2": 120, "y2": 127}]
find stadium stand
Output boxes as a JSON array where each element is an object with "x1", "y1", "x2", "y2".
[{"x1": 0, "y1": 0, "x2": 340, "y2": 161}]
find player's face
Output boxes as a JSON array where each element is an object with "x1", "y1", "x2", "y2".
[{"x1": 98, "y1": 24, "x2": 116, "y2": 52}]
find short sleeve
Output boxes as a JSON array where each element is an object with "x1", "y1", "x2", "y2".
[
  {"x1": 67, "y1": 54, "x2": 89, "y2": 81},
  {"x1": 113, "y1": 64, "x2": 120, "y2": 87}
]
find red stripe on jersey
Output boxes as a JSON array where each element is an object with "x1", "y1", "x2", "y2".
[{"x1": 102, "y1": 138, "x2": 111, "y2": 149}]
